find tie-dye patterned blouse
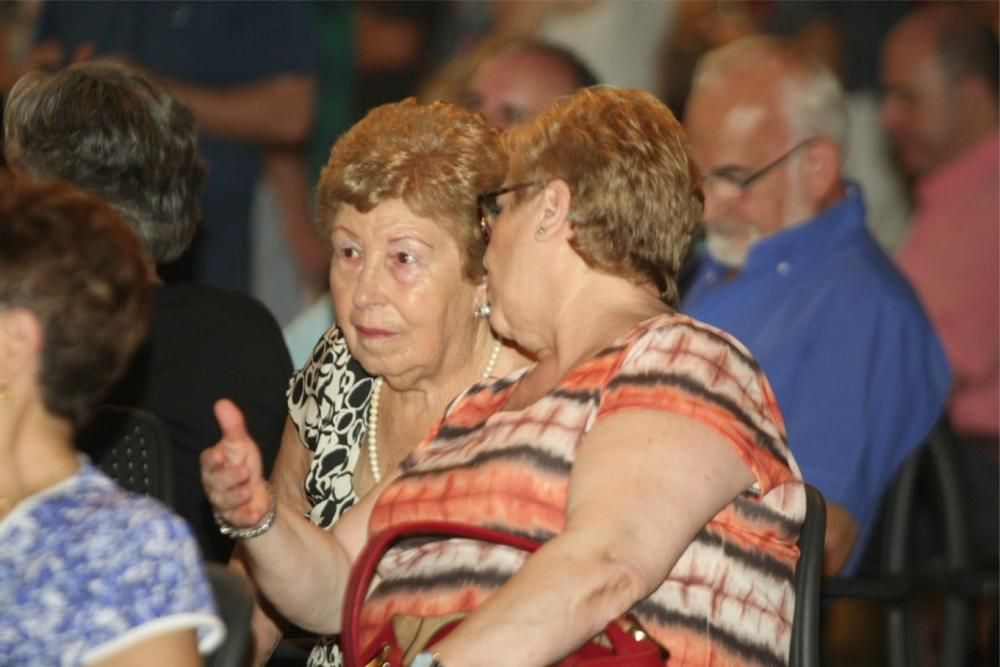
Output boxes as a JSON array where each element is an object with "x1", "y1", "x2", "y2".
[{"x1": 364, "y1": 313, "x2": 805, "y2": 666}]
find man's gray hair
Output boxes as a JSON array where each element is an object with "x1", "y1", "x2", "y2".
[
  {"x1": 691, "y1": 36, "x2": 849, "y2": 153},
  {"x1": 3, "y1": 60, "x2": 205, "y2": 263}
]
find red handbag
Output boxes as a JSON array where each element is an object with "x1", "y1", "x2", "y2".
[{"x1": 341, "y1": 521, "x2": 666, "y2": 667}]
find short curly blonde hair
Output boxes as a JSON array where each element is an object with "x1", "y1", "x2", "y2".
[
  {"x1": 503, "y1": 87, "x2": 703, "y2": 305},
  {"x1": 317, "y1": 98, "x2": 506, "y2": 282}
]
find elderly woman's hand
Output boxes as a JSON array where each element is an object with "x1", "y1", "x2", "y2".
[{"x1": 201, "y1": 399, "x2": 272, "y2": 529}]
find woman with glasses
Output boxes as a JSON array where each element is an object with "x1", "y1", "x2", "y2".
[
  {"x1": 205, "y1": 87, "x2": 805, "y2": 666},
  {"x1": 0, "y1": 177, "x2": 223, "y2": 665},
  {"x1": 228, "y1": 98, "x2": 529, "y2": 666}
]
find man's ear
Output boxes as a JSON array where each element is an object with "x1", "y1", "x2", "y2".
[
  {"x1": 802, "y1": 139, "x2": 841, "y2": 202},
  {"x1": 0, "y1": 308, "x2": 43, "y2": 386},
  {"x1": 535, "y1": 178, "x2": 573, "y2": 241},
  {"x1": 954, "y1": 75, "x2": 998, "y2": 133}
]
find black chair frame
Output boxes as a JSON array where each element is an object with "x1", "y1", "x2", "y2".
[
  {"x1": 822, "y1": 426, "x2": 998, "y2": 666},
  {"x1": 790, "y1": 483, "x2": 827, "y2": 667},
  {"x1": 205, "y1": 562, "x2": 254, "y2": 667}
]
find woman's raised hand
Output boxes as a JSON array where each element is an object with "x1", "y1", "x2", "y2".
[{"x1": 201, "y1": 398, "x2": 272, "y2": 528}]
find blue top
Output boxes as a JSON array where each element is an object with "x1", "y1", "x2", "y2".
[
  {"x1": 0, "y1": 460, "x2": 224, "y2": 666},
  {"x1": 36, "y1": 1, "x2": 317, "y2": 292},
  {"x1": 682, "y1": 185, "x2": 951, "y2": 573}
]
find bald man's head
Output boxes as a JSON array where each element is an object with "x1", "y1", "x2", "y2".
[{"x1": 461, "y1": 42, "x2": 597, "y2": 130}]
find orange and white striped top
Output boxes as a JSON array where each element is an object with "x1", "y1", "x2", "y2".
[{"x1": 364, "y1": 313, "x2": 805, "y2": 666}]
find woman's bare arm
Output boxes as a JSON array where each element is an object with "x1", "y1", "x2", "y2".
[
  {"x1": 91, "y1": 629, "x2": 200, "y2": 667},
  {"x1": 270, "y1": 416, "x2": 316, "y2": 515},
  {"x1": 230, "y1": 417, "x2": 313, "y2": 665},
  {"x1": 205, "y1": 400, "x2": 379, "y2": 634},
  {"x1": 431, "y1": 410, "x2": 756, "y2": 667}
]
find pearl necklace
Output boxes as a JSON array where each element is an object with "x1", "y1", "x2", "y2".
[{"x1": 367, "y1": 339, "x2": 502, "y2": 483}]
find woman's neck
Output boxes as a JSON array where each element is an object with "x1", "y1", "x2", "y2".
[
  {"x1": 542, "y1": 281, "x2": 665, "y2": 374},
  {"x1": 0, "y1": 402, "x2": 79, "y2": 516},
  {"x1": 508, "y1": 281, "x2": 667, "y2": 409},
  {"x1": 361, "y1": 325, "x2": 528, "y2": 486},
  {"x1": 382, "y1": 320, "x2": 516, "y2": 410}
]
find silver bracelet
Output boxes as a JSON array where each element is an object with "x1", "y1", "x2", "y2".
[{"x1": 212, "y1": 482, "x2": 277, "y2": 539}]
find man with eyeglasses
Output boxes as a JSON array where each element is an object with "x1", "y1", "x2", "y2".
[{"x1": 680, "y1": 37, "x2": 950, "y2": 576}]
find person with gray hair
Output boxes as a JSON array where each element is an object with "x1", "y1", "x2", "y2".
[
  {"x1": 5, "y1": 61, "x2": 203, "y2": 264},
  {"x1": 3, "y1": 61, "x2": 293, "y2": 563},
  {"x1": 680, "y1": 36, "x2": 951, "y2": 575}
]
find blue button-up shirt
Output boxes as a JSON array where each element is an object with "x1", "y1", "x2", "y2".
[{"x1": 682, "y1": 185, "x2": 951, "y2": 573}]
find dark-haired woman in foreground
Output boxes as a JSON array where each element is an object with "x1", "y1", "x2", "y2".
[{"x1": 0, "y1": 177, "x2": 222, "y2": 666}]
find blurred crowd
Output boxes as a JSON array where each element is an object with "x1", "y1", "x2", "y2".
[
  {"x1": 0, "y1": 1, "x2": 996, "y2": 665},
  {"x1": 0, "y1": 0, "x2": 992, "y2": 321}
]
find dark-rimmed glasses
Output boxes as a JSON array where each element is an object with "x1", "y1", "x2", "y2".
[
  {"x1": 702, "y1": 137, "x2": 817, "y2": 201},
  {"x1": 477, "y1": 181, "x2": 542, "y2": 243}
]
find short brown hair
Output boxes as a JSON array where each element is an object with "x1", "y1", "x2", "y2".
[
  {"x1": 317, "y1": 98, "x2": 506, "y2": 282},
  {"x1": 0, "y1": 175, "x2": 151, "y2": 426},
  {"x1": 503, "y1": 87, "x2": 703, "y2": 305}
]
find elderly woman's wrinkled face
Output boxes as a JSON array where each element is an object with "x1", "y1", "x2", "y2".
[{"x1": 330, "y1": 198, "x2": 483, "y2": 384}]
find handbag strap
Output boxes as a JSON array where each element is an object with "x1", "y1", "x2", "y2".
[{"x1": 341, "y1": 521, "x2": 544, "y2": 666}]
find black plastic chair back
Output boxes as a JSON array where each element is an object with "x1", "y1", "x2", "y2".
[
  {"x1": 821, "y1": 423, "x2": 993, "y2": 666},
  {"x1": 880, "y1": 427, "x2": 974, "y2": 667},
  {"x1": 76, "y1": 405, "x2": 176, "y2": 507},
  {"x1": 204, "y1": 563, "x2": 254, "y2": 667},
  {"x1": 790, "y1": 483, "x2": 827, "y2": 667}
]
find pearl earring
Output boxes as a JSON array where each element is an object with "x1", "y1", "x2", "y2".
[{"x1": 474, "y1": 302, "x2": 491, "y2": 319}]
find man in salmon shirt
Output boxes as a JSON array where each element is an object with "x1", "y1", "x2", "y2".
[{"x1": 882, "y1": 4, "x2": 999, "y2": 566}]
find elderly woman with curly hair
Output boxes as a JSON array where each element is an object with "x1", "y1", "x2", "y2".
[
  {"x1": 231, "y1": 99, "x2": 529, "y2": 665},
  {"x1": 0, "y1": 177, "x2": 223, "y2": 665},
  {"x1": 206, "y1": 87, "x2": 805, "y2": 666}
]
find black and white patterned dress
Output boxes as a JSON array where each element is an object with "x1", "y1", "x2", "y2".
[{"x1": 286, "y1": 325, "x2": 374, "y2": 666}]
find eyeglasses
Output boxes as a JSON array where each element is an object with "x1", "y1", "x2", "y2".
[
  {"x1": 477, "y1": 181, "x2": 542, "y2": 243},
  {"x1": 702, "y1": 138, "x2": 817, "y2": 201}
]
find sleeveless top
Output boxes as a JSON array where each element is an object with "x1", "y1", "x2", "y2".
[
  {"x1": 287, "y1": 325, "x2": 374, "y2": 666},
  {"x1": 362, "y1": 313, "x2": 805, "y2": 666},
  {"x1": 288, "y1": 325, "x2": 375, "y2": 529}
]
